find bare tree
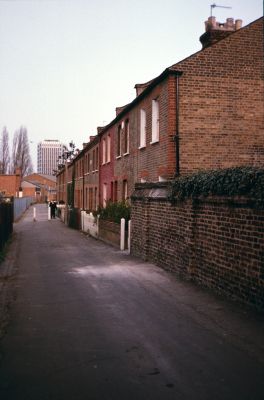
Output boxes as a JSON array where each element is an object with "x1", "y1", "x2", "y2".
[
  {"x1": 0, "y1": 126, "x2": 10, "y2": 174},
  {"x1": 11, "y1": 126, "x2": 33, "y2": 177}
]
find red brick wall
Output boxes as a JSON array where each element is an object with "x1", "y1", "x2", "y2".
[
  {"x1": 0, "y1": 174, "x2": 21, "y2": 196},
  {"x1": 113, "y1": 111, "x2": 135, "y2": 201},
  {"x1": 134, "y1": 78, "x2": 176, "y2": 181},
  {"x1": 112, "y1": 18, "x2": 264, "y2": 194},
  {"x1": 56, "y1": 169, "x2": 66, "y2": 203},
  {"x1": 173, "y1": 17, "x2": 264, "y2": 174},
  {"x1": 131, "y1": 183, "x2": 264, "y2": 310},
  {"x1": 22, "y1": 187, "x2": 35, "y2": 197},
  {"x1": 71, "y1": 139, "x2": 100, "y2": 211},
  {"x1": 98, "y1": 219, "x2": 120, "y2": 247},
  {"x1": 112, "y1": 77, "x2": 177, "y2": 199},
  {"x1": 83, "y1": 140, "x2": 99, "y2": 211},
  {"x1": 56, "y1": 18, "x2": 264, "y2": 211},
  {"x1": 56, "y1": 139, "x2": 100, "y2": 211}
]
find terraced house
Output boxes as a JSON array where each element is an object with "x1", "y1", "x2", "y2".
[
  {"x1": 56, "y1": 15, "x2": 264, "y2": 212},
  {"x1": 83, "y1": 135, "x2": 99, "y2": 211}
]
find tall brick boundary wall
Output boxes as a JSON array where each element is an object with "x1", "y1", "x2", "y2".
[{"x1": 131, "y1": 183, "x2": 264, "y2": 310}]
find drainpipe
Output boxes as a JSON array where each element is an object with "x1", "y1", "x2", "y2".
[
  {"x1": 82, "y1": 157, "x2": 85, "y2": 211},
  {"x1": 175, "y1": 72, "x2": 182, "y2": 177},
  {"x1": 65, "y1": 162, "x2": 68, "y2": 224},
  {"x1": 99, "y1": 135, "x2": 102, "y2": 207}
]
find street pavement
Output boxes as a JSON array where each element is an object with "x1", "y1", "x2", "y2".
[{"x1": 0, "y1": 203, "x2": 263, "y2": 400}]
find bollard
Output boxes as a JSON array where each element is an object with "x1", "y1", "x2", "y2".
[
  {"x1": 128, "y1": 220, "x2": 131, "y2": 254},
  {"x1": 33, "y1": 207, "x2": 36, "y2": 222},
  {"x1": 120, "y1": 218, "x2": 125, "y2": 251},
  {"x1": 48, "y1": 205, "x2": 51, "y2": 221}
]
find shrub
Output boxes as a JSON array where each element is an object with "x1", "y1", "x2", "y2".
[{"x1": 94, "y1": 201, "x2": 131, "y2": 224}]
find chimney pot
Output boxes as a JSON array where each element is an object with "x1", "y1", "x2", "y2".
[
  {"x1": 226, "y1": 18, "x2": 234, "y2": 27},
  {"x1": 200, "y1": 16, "x2": 243, "y2": 49},
  {"x1": 235, "y1": 19, "x2": 242, "y2": 30},
  {"x1": 205, "y1": 16, "x2": 216, "y2": 31}
]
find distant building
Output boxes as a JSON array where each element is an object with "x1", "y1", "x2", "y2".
[
  {"x1": 37, "y1": 140, "x2": 66, "y2": 175},
  {"x1": 22, "y1": 173, "x2": 56, "y2": 202}
]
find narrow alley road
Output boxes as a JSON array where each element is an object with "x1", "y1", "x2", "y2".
[{"x1": 0, "y1": 204, "x2": 263, "y2": 400}]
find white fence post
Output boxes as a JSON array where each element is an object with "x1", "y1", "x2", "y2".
[
  {"x1": 128, "y1": 220, "x2": 131, "y2": 254},
  {"x1": 120, "y1": 218, "x2": 125, "y2": 251}
]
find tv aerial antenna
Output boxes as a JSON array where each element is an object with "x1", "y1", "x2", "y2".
[{"x1": 210, "y1": 4, "x2": 232, "y2": 17}]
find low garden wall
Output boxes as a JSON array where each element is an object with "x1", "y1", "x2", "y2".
[
  {"x1": 81, "y1": 211, "x2": 98, "y2": 238},
  {"x1": 131, "y1": 181, "x2": 264, "y2": 310},
  {"x1": 57, "y1": 204, "x2": 65, "y2": 222},
  {"x1": 98, "y1": 219, "x2": 120, "y2": 248}
]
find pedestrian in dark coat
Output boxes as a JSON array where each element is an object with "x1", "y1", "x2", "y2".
[{"x1": 49, "y1": 201, "x2": 57, "y2": 219}]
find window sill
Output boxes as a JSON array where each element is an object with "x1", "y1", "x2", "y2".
[
  {"x1": 123, "y1": 152, "x2": 129, "y2": 157},
  {"x1": 116, "y1": 155, "x2": 121, "y2": 160},
  {"x1": 138, "y1": 145, "x2": 146, "y2": 150},
  {"x1": 150, "y1": 140, "x2": 159, "y2": 145}
]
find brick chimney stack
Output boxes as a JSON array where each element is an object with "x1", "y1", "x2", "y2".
[{"x1": 200, "y1": 16, "x2": 242, "y2": 49}]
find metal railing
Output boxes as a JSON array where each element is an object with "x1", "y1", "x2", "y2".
[{"x1": 13, "y1": 196, "x2": 34, "y2": 221}]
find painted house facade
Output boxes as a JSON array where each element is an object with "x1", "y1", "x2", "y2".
[{"x1": 99, "y1": 125, "x2": 115, "y2": 207}]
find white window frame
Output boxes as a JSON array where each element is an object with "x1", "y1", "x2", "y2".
[
  {"x1": 139, "y1": 109, "x2": 146, "y2": 148},
  {"x1": 124, "y1": 119, "x2": 129, "y2": 155},
  {"x1": 123, "y1": 180, "x2": 128, "y2": 201},
  {"x1": 116, "y1": 125, "x2": 122, "y2": 158},
  {"x1": 102, "y1": 138, "x2": 106, "y2": 164},
  {"x1": 103, "y1": 183, "x2": 107, "y2": 207},
  {"x1": 107, "y1": 135, "x2": 111, "y2": 163},
  {"x1": 151, "y1": 98, "x2": 159, "y2": 144}
]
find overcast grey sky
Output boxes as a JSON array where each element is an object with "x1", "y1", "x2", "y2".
[{"x1": 0, "y1": 0, "x2": 262, "y2": 170}]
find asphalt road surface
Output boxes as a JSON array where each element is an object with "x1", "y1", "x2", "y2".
[{"x1": 0, "y1": 204, "x2": 263, "y2": 400}]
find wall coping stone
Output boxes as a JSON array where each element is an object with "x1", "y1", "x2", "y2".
[
  {"x1": 131, "y1": 182, "x2": 262, "y2": 209},
  {"x1": 131, "y1": 182, "x2": 171, "y2": 201}
]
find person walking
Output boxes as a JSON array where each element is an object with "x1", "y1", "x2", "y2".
[{"x1": 49, "y1": 201, "x2": 57, "y2": 219}]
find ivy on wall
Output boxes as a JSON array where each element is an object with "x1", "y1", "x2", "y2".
[
  {"x1": 67, "y1": 167, "x2": 75, "y2": 208},
  {"x1": 169, "y1": 167, "x2": 264, "y2": 206}
]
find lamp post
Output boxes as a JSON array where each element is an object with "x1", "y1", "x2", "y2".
[{"x1": 57, "y1": 141, "x2": 76, "y2": 225}]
